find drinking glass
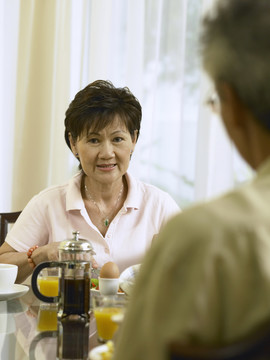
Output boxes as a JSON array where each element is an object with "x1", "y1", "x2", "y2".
[
  {"x1": 92, "y1": 294, "x2": 127, "y2": 343},
  {"x1": 37, "y1": 268, "x2": 59, "y2": 297},
  {"x1": 36, "y1": 303, "x2": 58, "y2": 331}
]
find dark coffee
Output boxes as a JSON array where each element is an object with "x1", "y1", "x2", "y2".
[
  {"x1": 62, "y1": 278, "x2": 90, "y2": 315},
  {"x1": 57, "y1": 317, "x2": 89, "y2": 359}
]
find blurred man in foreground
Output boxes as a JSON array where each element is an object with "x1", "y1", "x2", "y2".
[{"x1": 114, "y1": 1, "x2": 270, "y2": 359}]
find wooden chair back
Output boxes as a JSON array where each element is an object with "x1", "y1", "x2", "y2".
[{"x1": 0, "y1": 211, "x2": 21, "y2": 245}]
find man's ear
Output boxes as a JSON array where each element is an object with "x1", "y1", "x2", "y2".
[{"x1": 216, "y1": 81, "x2": 247, "y2": 130}]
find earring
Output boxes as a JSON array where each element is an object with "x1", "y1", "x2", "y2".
[
  {"x1": 130, "y1": 151, "x2": 133, "y2": 160},
  {"x1": 75, "y1": 153, "x2": 79, "y2": 157}
]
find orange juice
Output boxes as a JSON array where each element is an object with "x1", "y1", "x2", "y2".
[
  {"x1": 94, "y1": 307, "x2": 123, "y2": 341},
  {"x1": 38, "y1": 276, "x2": 59, "y2": 297},
  {"x1": 37, "y1": 307, "x2": 58, "y2": 331}
]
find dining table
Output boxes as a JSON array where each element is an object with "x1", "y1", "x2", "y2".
[{"x1": 0, "y1": 283, "x2": 100, "y2": 360}]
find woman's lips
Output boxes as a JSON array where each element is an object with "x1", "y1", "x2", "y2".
[{"x1": 97, "y1": 164, "x2": 116, "y2": 171}]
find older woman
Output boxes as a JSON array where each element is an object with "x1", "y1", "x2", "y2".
[{"x1": 0, "y1": 80, "x2": 179, "y2": 283}]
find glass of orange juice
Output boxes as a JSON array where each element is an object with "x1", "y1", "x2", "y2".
[
  {"x1": 92, "y1": 294, "x2": 127, "y2": 343},
  {"x1": 37, "y1": 268, "x2": 59, "y2": 297},
  {"x1": 37, "y1": 303, "x2": 58, "y2": 331}
]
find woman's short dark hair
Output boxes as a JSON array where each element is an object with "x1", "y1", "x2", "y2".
[{"x1": 64, "y1": 80, "x2": 142, "y2": 149}]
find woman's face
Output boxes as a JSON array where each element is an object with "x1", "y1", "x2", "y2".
[{"x1": 70, "y1": 118, "x2": 137, "y2": 186}]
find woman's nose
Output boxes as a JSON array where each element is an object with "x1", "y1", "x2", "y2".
[{"x1": 99, "y1": 141, "x2": 114, "y2": 158}]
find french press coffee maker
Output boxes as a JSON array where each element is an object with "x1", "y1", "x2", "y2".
[{"x1": 31, "y1": 231, "x2": 95, "y2": 320}]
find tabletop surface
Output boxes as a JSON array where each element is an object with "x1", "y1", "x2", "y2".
[{"x1": 0, "y1": 285, "x2": 99, "y2": 360}]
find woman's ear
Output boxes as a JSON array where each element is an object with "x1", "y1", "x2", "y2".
[
  {"x1": 68, "y1": 132, "x2": 78, "y2": 156},
  {"x1": 130, "y1": 130, "x2": 138, "y2": 155},
  {"x1": 132, "y1": 130, "x2": 138, "y2": 144}
]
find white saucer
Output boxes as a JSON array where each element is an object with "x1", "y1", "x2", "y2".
[
  {"x1": 89, "y1": 344, "x2": 110, "y2": 360},
  {"x1": 119, "y1": 264, "x2": 141, "y2": 296},
  {"x1": 0, "y1": 284, "x2": 29, "y2": 301}
]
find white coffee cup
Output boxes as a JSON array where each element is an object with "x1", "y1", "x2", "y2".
[
  {"x1": 0, "y1": 264, "x2": 18, "y2": 291},
  {"x1": 98, "y1": 277, "x2": 119, "y2": 295}
]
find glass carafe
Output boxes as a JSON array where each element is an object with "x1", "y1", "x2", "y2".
[{"x1": 31, "y1": 231, "x2": 95, "y2": 320}]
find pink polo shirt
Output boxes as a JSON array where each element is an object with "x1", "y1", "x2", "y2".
[{"x1": 6, "y1": 172, "x2": 179, "y2": 272}]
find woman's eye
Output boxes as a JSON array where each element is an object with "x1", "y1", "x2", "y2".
[
  {"x1": 88, "y1": 138, "x2": 99, "y2": 144},
  {"x1": 113, "y1": 137, "x2": 124, "y2": 143}
]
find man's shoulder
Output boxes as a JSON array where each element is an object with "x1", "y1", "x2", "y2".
[{"x1": 164, "y1": 184, "x2": 259, "y2": 240}]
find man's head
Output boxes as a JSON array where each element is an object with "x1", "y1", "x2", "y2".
[{"x1": 200, "y1": 0, "x2": 270, "y2": 132}]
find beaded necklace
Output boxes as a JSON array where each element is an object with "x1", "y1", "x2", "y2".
[{"x1": 84, "y1": 183, "x2": 124, "y2": 227}]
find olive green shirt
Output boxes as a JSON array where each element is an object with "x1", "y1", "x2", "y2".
[{"x1": 114, "y1": 156, "x2": 270, "y2": 360}]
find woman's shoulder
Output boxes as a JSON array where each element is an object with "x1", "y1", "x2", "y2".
[
  {"x1": 127, "y1": 173, "x2": 173, "y2": 197},
  {"x1": 126, "y1": 172, "x2": 179, "y2": 210},
  {"x1": 28, "y1": 172, "x2": 82, "y2": 204}
]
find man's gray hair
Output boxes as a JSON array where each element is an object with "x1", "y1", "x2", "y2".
[{"x1": 200, "y1": 0, "x2": 270, "y2": 130}]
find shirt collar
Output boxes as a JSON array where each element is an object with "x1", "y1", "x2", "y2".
[
  {"x1": 66, "y1": 172, "x2": 84, "y2": 211},
  {"x1": 66, "y1": 171, "x2": 141, "y2": 211},
  {"x1": 124, "y1": 172, "x2": 141, "y2": 210}
]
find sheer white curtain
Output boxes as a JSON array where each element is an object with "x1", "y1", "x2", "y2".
[
  {"x1": 1, "y1": 0, "x2": 73, "y2": 211},
  {"x1": 0, "y1": 0, "x2": 252, "y2": 212}
]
